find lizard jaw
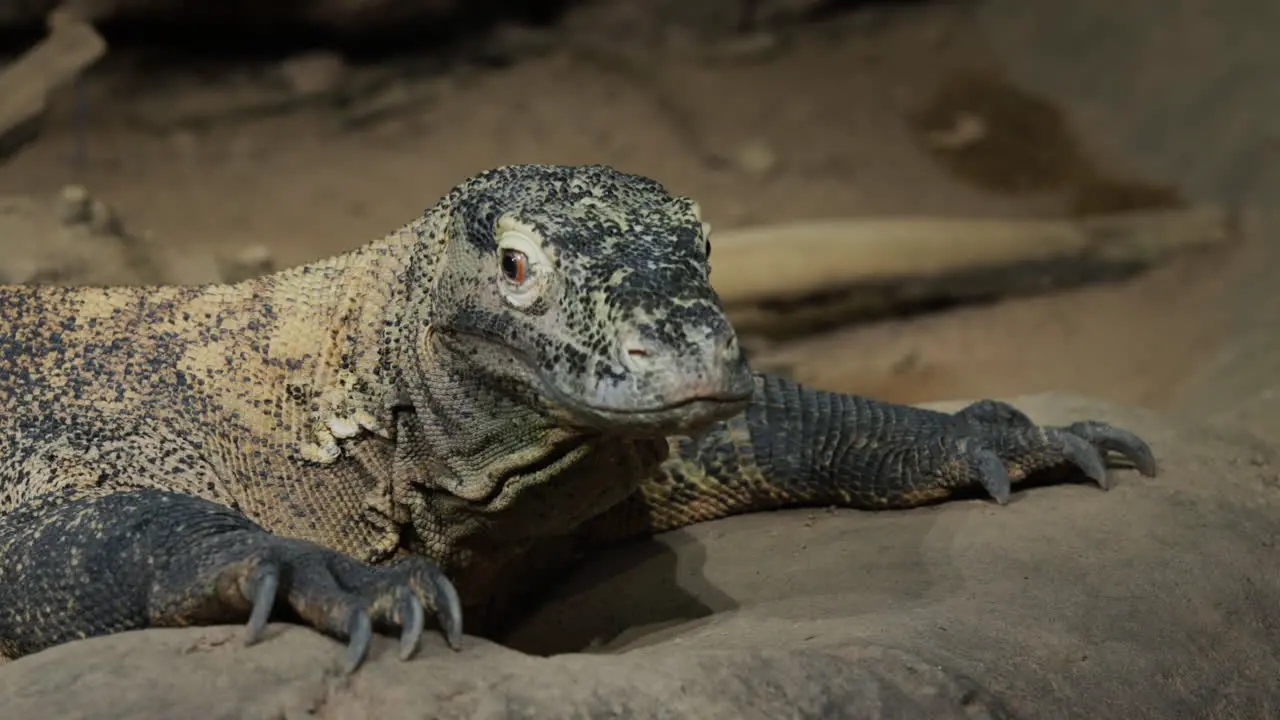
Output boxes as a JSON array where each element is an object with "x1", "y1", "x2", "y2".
[
  {"x1": 433, "y1": 329, "x2": 753, "y2": 438},
  {"x1": 548, "y1": 393, "x2": 752, "y2": 438}
]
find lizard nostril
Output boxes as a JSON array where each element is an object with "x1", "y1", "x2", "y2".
[
  {"x1": 720, "y1": 334, "x2": 740, "y2": 360},
  {"x1": 621, "y1": 341, "x2": 656, "y2": 372}
]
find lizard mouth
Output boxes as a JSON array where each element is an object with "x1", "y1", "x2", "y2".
[
  {"x1": 555, "y1": 392, "x2": 752, "y2": 437},
  {"x1": 435, "y1": 329, "x2": 752, "y2": 437}
]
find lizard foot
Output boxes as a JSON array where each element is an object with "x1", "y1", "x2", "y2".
[
  {"x1": 947, "y1": 399, "x2": 1157, "y2": 503},
  {"x1": 157, "y1": 528, "x2": 463, "y2": 674},
  {"x1": 234, "y1": 541, "x2": 462, "y2": 673}
]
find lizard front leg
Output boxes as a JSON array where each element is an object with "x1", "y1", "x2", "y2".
[
  {"x1": 0, "y1": 488, "x2": 461, "y2": 672},
  {"x1": 609, "y1": 373, "x2": 1157, "y2": 535}
]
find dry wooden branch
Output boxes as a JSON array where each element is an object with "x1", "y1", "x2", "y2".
[
  {"x1": 0, "y1": 18, "x2": 106, "y2": 157},
  {"x1": 711, "y1": 205, "x2": 1232, "y2": 339}
]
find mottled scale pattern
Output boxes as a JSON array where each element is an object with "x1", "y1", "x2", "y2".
[{"x1": 0, "y1": 164, "x2": 1156, "y2": 663}]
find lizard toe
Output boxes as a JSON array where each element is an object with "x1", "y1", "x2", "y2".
[
  {"x1": 1062, "y1": 420, "x2": 1157, "y2": 477},
  {"x1": 966, "y1": 442, "x2": 1013, "y2": 505},
  {"x1": 1048, "y1": 428, "x2": 1110, "y2": 489}
]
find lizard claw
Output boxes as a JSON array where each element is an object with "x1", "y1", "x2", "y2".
[
  {"x1": 433, "y1": 565, "x2": 464, "y2": 650},
  {"x1": 245, "y1": 562, "x2": 279, "y2": 646},
  {"x1": 344, "y1": 609, "x2": 374, "y2": 675},
  {"x1": 398, "y1": 592, "x2": 425, "y2": 661}
]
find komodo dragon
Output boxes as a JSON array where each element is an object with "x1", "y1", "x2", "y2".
[{"x1": 0, "y1": 164, "x2": 1156, "y2": 672}]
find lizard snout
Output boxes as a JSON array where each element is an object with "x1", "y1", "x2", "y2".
[{"x1": 612, "y1": 325, "x2": 753, "y2": 410}]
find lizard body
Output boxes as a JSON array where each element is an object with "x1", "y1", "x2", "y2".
[{"x1": 0, "y1": 164, "x2": 1156, "y2": 670}]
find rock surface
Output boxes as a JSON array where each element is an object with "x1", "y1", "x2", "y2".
[
  {"x1": 0, "y1": 187, "x2": 161, "y2": 285},
  {"x1": 0, "y1": 187, "x2": 278, "y2": 287},
  {"x1": 1, "y1": 394, "x2": 1276, "y2": 718}
]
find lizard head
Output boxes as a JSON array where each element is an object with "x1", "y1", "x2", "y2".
[{"x1": 420, "y1": 164, "x2": 754, "y2": 437}]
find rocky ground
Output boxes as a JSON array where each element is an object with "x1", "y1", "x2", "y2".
[
  {"x1": 5, "y1": 394, "x2": 1277, "y2": 719},
  {"x1": 0, "y1": 0, "x2": 1276, "y2": 716}
]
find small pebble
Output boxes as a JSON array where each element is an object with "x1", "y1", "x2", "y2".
[
  {"x1": 278, "y1": 51, "x2": 347, "y2": 98},
  {"x1": 923, "y1": 112, "x2": 988, "y2": 150},
  {"x1": 87, "y1": 199, "x2": 121, "y2": 235},
  {"x1": 703, "y1": 32, "x2": 781, "y2": 63},
  {"x1": 56, "y1": 185, "x2": 93, "y2": 226},
  {"x1": 218, "y1": 245, "x2": 275, "y2": 283},
  {"x1": 733, "y1": 139, "x2": 779, "y2": 178}
]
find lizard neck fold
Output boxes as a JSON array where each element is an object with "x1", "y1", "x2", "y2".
[{"x1": 390, "y1": 333, "x2": 668, "y2": 558}]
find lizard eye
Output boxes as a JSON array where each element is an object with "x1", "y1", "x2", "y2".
[
  {"x1": 494, "y1": 226, "x2": 548, "y2": 311},
  {"x1": 501, "y1": 249, "x2": 528, "y2": 285}
]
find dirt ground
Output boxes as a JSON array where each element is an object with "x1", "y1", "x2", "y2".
[
  {"x1": 6, "y1": 393, "x2": 1278, "y2": 719},
  {"x1": 0, "y1": 0, "x2": 1249, "y2": 412}
]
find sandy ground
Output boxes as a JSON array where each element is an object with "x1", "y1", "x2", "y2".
[{"x1": 0, "y1": 1, "x2": 1252, "y2": 413}]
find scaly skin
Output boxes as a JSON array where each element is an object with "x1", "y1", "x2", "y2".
[{"x1": 0, "y1": 164, "x2": 1156, "y2": 671}]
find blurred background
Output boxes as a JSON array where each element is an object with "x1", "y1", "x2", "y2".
[{"x1": 0, "y1": 0, "x2": 1275, "y2": 428}]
